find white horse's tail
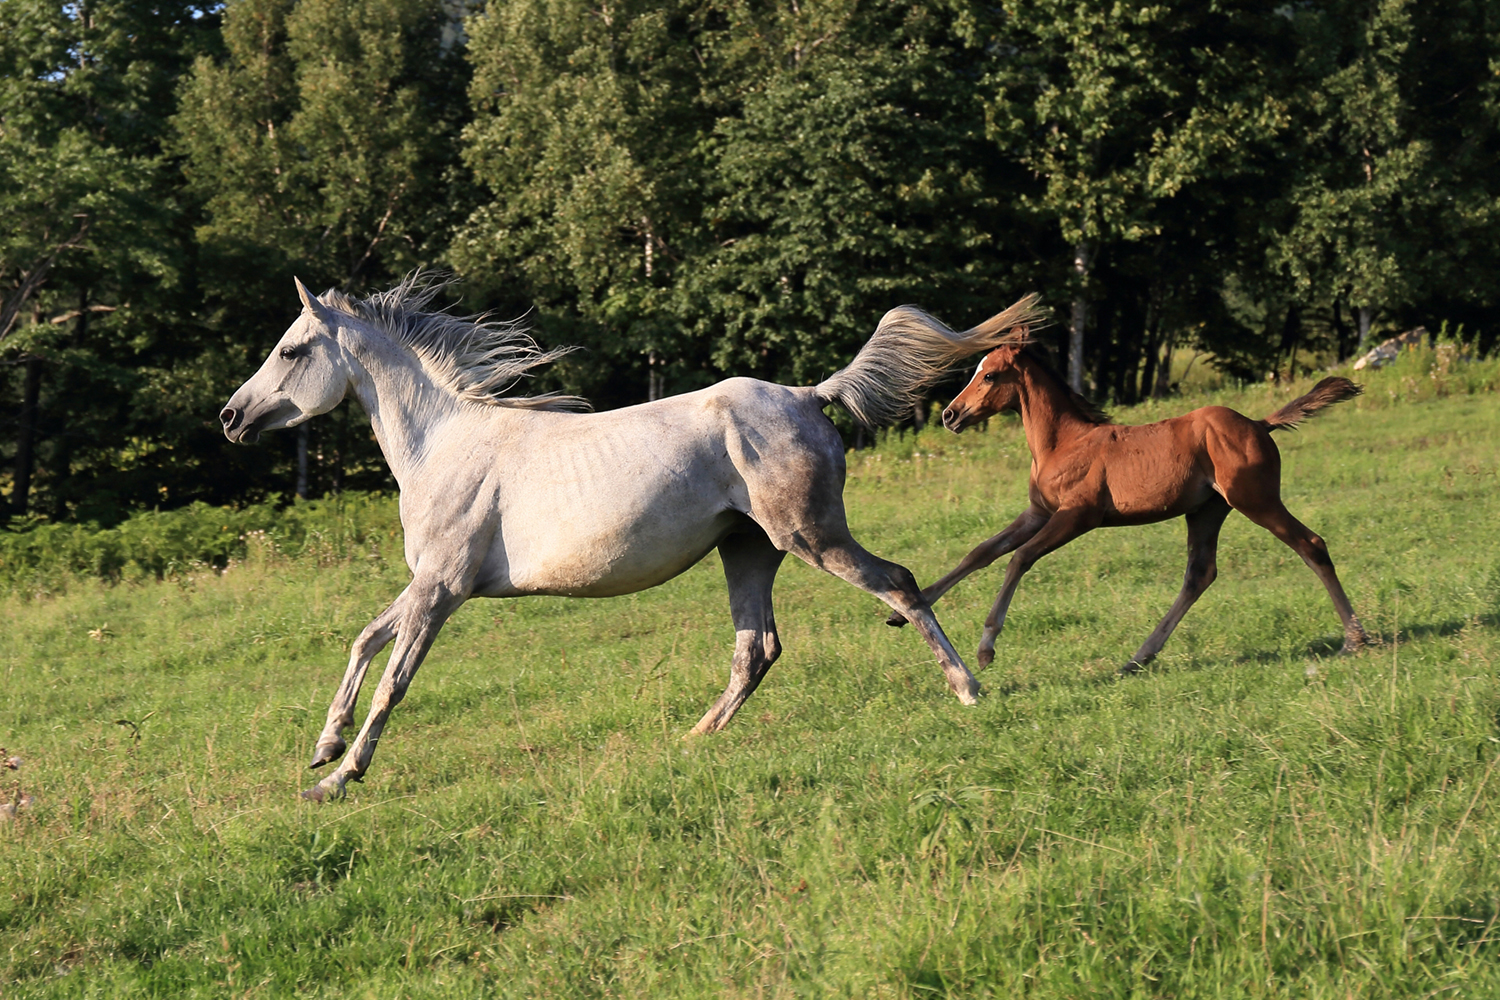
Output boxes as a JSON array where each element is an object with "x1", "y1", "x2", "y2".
[{"x1": 814, "y1": 294, "x2": 1045, "y2": 428}]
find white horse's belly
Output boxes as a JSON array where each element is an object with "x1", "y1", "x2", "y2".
[
  {"x1": 489, "y1": 505, "x2": 739, "y2": 597},
  {"x1": 474, "y1": 436, "x2": 750, "y2": 598}
]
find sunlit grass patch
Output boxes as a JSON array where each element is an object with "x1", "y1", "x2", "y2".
[{"x1": 4, "y1": 385, "x2": 1500, "y2": 997}]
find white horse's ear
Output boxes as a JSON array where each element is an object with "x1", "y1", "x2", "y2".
[{"x1": 294, "y1": 276, "x2": 336, "y2": 327}]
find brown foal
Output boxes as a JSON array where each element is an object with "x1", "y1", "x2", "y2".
[{"x1": 892, "y1": 336, "x2": 1369, "y2": 673}]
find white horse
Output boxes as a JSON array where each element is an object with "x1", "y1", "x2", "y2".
[{"x1": 221, "y1": 275, "x2": 1041, "y2": 801}]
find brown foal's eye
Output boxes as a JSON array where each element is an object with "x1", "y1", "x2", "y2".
[{"x1": 983, "y1": 372, "x2": 999, "y2": 384}]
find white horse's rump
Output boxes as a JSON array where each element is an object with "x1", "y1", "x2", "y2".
[{"x1": 221, "y1": 274, "x2": 1041, "y2": 801}]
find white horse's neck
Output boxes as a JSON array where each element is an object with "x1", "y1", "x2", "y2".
[{"x1": 336, "y1": 319, "x2": 470, "y2": 487}]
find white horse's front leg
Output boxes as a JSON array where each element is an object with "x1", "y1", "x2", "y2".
[
  {"x1": 310, "y1": 591, "x2": 409, "y2": 768},
  {"x1": 303, "y1": 581, "x2": 467, "y2": 802}
]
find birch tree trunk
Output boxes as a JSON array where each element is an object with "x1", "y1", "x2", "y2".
[{"x1": 1068, "y1": 242, "x2": 1091, "y2": 393}]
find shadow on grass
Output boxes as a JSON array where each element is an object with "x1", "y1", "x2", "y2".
[{"x1": 985, "y1": 616, "x2": 1494, "y2": 697}]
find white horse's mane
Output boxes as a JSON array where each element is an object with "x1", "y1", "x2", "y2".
[{"x1": 326, "y1": 273, "x2": 591, "y2": 412}]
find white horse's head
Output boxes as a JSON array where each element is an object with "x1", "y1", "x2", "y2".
[{"x1": 221, "y1": 279, "x2": 352, "y2": 443}]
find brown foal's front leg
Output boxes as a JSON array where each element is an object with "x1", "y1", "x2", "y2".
[
  {"x1": 1121, "y1": 497, "x2": 1232, "y2": 674},
  {"x1": 886, "y1": 505, "x2": 1050, "y2": 627},
  {"x1": 975, "y1": 508, "x2": 1100, "y2": 668}
]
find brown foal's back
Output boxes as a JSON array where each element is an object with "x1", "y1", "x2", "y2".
[{"x1": 895, "y1": 341, "x2": 1368, "y2": 673}]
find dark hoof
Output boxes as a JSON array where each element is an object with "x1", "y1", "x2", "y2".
[
  {"x1": 975, "y1": 648, "x2": 995, "y2": 670},
  {"x1": 309, "y1": 738, "x2": 346, "y2": 770},
  {"x1": 1118, "y1": 660, "x2": 1145, "y2": 676},
  {"x1": 885, "y1": 611, "x2": 908, "y2": 627}
]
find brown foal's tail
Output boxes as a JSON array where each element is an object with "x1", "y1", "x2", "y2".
[{"x1": 1261, "y1": 376, "x2": 1362, "y2": 432}]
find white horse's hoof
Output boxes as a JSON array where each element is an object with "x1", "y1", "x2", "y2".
[
  {"x1": 300, "y1": 777, "x2": 344, "y2": 802},
  {"x1": 310, "y1": 737, "x2": 347, "y2": 769}
]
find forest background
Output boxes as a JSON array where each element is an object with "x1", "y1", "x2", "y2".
[{"x1": 2, "y1": 0, "x2": 1498, "y2": 525}]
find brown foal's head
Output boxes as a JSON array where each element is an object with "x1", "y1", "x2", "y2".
[{"x1": 942, "y1": 344, "x2": 1025, "y2": 432}]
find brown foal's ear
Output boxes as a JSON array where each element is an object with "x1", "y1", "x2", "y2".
[{"x1": 294, "y1": 276, "x2": 337, "y2": 328}]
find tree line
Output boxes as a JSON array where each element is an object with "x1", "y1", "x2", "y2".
[{"x1": 2, "y1": 0, "x2": 1497, "y2": 524}]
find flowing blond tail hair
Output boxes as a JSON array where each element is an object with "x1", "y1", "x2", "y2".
[{"x1": 814, "y1": 294, "x2": 1046, "y2": 428}]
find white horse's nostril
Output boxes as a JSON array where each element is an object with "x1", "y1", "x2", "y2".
[{"x1": 220, "y1": 407, "x2": 239, "y2": 430}]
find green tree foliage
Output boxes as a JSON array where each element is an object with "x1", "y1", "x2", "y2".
[
  {"x1": 456, "y1": 0, "x2": 1041, "y2": 410},
  {"x1": 4, "y1": 0, "x2": 1500, "y2": 522},
  {"x1": 979, "y1": 1, "x2": 1300, "y2": 396},
  {"x1": 171, "y1": 0, "x2": 476, "y2": 502},
  {"x1": 0, "y1": 0, "x2": 221, "y2": 522},
  {"x1": 452, "y1": 0, "x2": 714, "y2": 407},
  {"x1": 684, "y1": 0, "x2": 1035, "y2": 394},
  {"x1": 175, "y1": 0, "x2": 473, "y2": 290},
  {"x1": 1260, "y1": 0, "x2": 1500, "y2": 362}
]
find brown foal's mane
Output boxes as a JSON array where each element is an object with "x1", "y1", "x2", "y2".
[{"x1": 1000, "y1": 337, "x2": 1111, "y2": 424}]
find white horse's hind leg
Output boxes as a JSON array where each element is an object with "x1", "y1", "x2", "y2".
[
  {"x1": 310, "y1": 592, "x2": 407, "y2": 769},
  {"x1": 796, "y1": 536, "x2": 980, "y2": 705},
  {"x1": 304, "y1": 581, "x2": 467, "y2": 802},
  {"x1": 690, "y1": 527, "x2": 786, "y2": 735}
]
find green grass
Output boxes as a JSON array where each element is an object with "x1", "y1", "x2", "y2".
[{"x1": 4, "y1": 359, "x2": 1500, "y2": 997}]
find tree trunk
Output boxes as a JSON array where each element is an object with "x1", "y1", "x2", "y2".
[
  {"x1": 1279, "y1": 304, "x2": 1302, "y2": 378},
  {"x1": 12, "y1": 356, "x2": 42, "y2": 517},
  {"x1": 1356, "y1": 306, "x2": 1373, "y2": 354},
  {"x1": 296, "y1": 424, "x2": 310, "y2": 499},
  {"x1": 1114, "y1": 292, "x2": 1145, "y2": 405},
  {"x1": 1138, "y1": 285, "x2": 1163, "y2": 401},
  {"x1": 1092, "y1": 297, "x2": 1113, "y2": 403},
  {"x1": 330, "y1": 406, "x2": 345, "y2": 495},
  {"x1": 647, "y1": 351, "x2": 663, "y2": 402},
  {"x1": 1331, "y1": 295, "x2": 1352, "y2": 360},
  {"x1": 1068, "y1": 242, "x2": 1090, "y2": 393}
]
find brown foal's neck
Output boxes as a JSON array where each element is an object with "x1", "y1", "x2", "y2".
[{"x1": 1012, "y1": 356, "x2": 1098, "y2": 461}]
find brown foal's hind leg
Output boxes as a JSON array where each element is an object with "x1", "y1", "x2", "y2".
[
  {"x1": 975, "y1": 508, "x2": 1098, "y2": 668},
  {"x1": 1121, "y1": 497, "x2": 1232, "y2": 674},
  {"x1": 689, "y1": 527, "x2": 786, "y2": 736},
  {"x1": 886, "y1": 505, "x2": 1050, "y2": 627},
  {"x1": 1238, "y1": 500, "x2": 1368, "y2": 654}
]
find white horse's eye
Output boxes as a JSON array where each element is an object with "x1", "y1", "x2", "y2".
[{"x1": 279, "y1": 345, "x2": 303, "y2": 361}]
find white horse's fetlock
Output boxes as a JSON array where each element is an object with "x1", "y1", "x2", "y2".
[{"x1": 301, "y1": 773, "x2": 348, "y2": 803}]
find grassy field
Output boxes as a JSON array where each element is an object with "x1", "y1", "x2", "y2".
[{"x1": 4, "y1": 355, "x2": 1500, "y2": 998}]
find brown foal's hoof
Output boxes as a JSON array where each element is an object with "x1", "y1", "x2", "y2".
[
  {"x1": 309, "y1": 737, "x2": 347, "y2": 770},
  {"x1": 1118, "y1": 660, "x2": 1145, "y2": 676},
  {"x1": 975, "y1": 647, "x2": 995, "y2": 669},
  {"x1": 885, "y1": 611, "x2": 909, "y2": 628}
]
